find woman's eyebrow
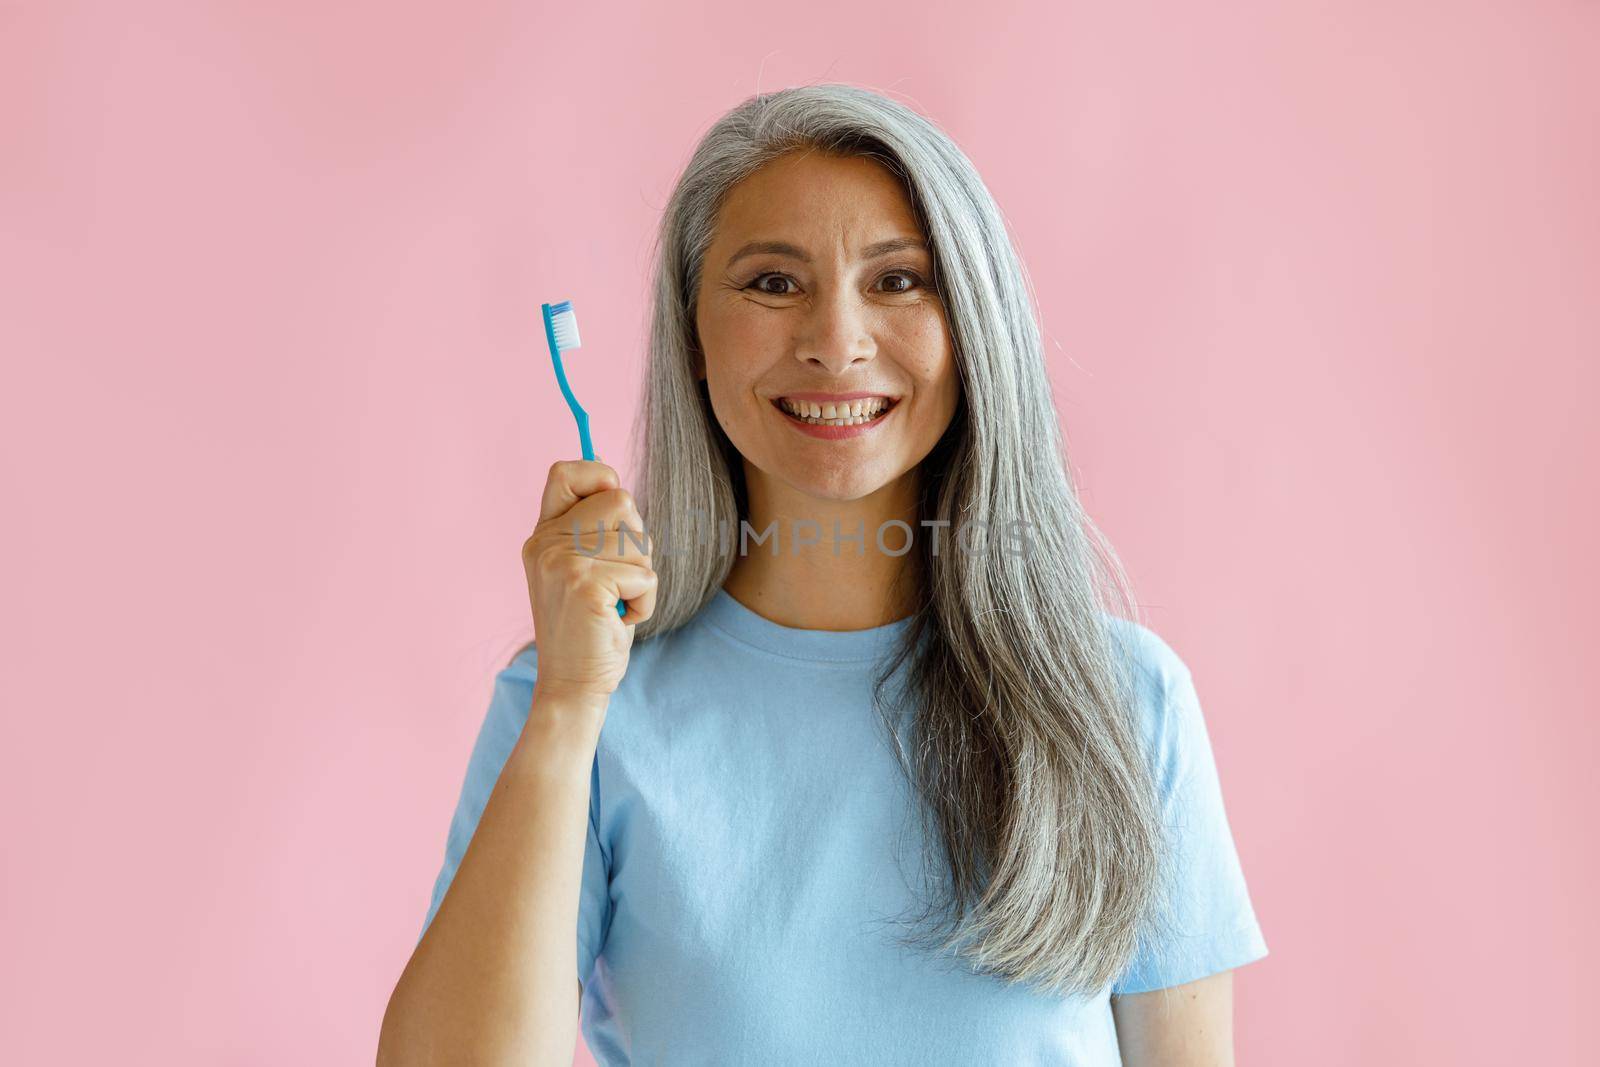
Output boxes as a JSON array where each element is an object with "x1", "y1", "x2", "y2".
[{"x1": 724, "y1": 236, "x2": 928, "y2": 269}]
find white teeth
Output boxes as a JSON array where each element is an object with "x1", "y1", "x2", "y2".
[{"x1": 777, "y1": 397, "x2": 892, "y2": 425}]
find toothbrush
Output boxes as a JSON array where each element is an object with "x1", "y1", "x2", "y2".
[{"x1": 542, "y1": 299, "x2": 628, "y2": 618}]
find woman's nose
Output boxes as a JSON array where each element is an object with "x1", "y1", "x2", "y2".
[{"x1": 794, "y1": 292, "x2": 875, "y2": 373}]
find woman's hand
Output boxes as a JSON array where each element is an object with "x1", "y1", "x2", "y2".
[{"x1": 522, "y1": 459, "x2": 657, "y2": 705}]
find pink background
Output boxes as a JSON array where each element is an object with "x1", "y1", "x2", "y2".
[{"x1": 2, "y1": 2, "x2": 1594, "y2": 1063}]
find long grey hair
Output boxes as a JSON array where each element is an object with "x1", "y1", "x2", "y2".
[{"x1": 605, "y1": 84, "x2": 1163, "y2": 997}]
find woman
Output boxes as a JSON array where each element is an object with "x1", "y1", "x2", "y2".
[{"x1": 379, "y1": 84, "x2": 1267, "y2": 1065}]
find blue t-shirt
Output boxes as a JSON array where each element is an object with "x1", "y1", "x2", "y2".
[{"x1": 420, "y1": 588, "x2": 1267, "y2": 1063}]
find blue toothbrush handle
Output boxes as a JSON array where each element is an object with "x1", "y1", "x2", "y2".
[
  {"x1": 574, "y1": 411, "x2": 596, "y2": 465},
  {"x1": 574, "y1": 415, "x2": 627, "y2": 619}
]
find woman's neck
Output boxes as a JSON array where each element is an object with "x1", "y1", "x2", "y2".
[{"x1": 722, "y1": 465, "x2": 923, "y2": 632}]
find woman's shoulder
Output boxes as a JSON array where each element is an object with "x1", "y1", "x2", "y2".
[
  {"x1": 1099, "y1": 612, "x2": 1195, "y2": 699},
  {"x1": 1097, "y1": 612, "x2": 1207, "y2": 764}
]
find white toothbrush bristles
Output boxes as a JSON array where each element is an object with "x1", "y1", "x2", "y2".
[{"x1": 550, "y1": 304, "x2": 582, "y2": 351}]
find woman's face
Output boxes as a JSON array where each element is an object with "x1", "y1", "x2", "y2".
[{"x1": 693, "y1": 150, "x2": 960, "y2": 505}]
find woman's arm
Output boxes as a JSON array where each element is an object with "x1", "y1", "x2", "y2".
[
  {"x1": 1111, "y1": 970, "x2": 1235, "y2": 1067},
  {"x1": 377, "y1": 685, "x2": 606, "y2": 1067}
]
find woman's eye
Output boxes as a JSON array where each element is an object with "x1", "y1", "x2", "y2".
[
  {"x1": 746, "y1": 273, "x2": 797, "y2": 295},
  {"x1": 879, "y1": 270, "x2": 924, "y2": 294}
]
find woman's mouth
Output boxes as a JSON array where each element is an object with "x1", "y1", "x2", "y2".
[
  {"x1": 771, "y1": 394, "x2": 900, "y2": 441},
  {"x1": 774, "y1": 395, "x2": 897, "y2": 426}
]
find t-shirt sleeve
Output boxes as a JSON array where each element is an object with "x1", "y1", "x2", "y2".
[
  {"x1": 1111, "y1": 637, "x2": 1268, "y2": 995},
  {"x1": 416, "y1": 648, "x2": 612, "y2": 985}
]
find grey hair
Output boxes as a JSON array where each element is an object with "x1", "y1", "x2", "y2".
[{"x1": 617, "y1": 84, "x2": 1164, "y2": 996}]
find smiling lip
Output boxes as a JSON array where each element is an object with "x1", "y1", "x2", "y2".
[
  {"x1": 770, "y1": 393, "x2": 899, "y2": 441},
  {"x1": 776, "y1": 391, "x2": 896, "y2": 403}
]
